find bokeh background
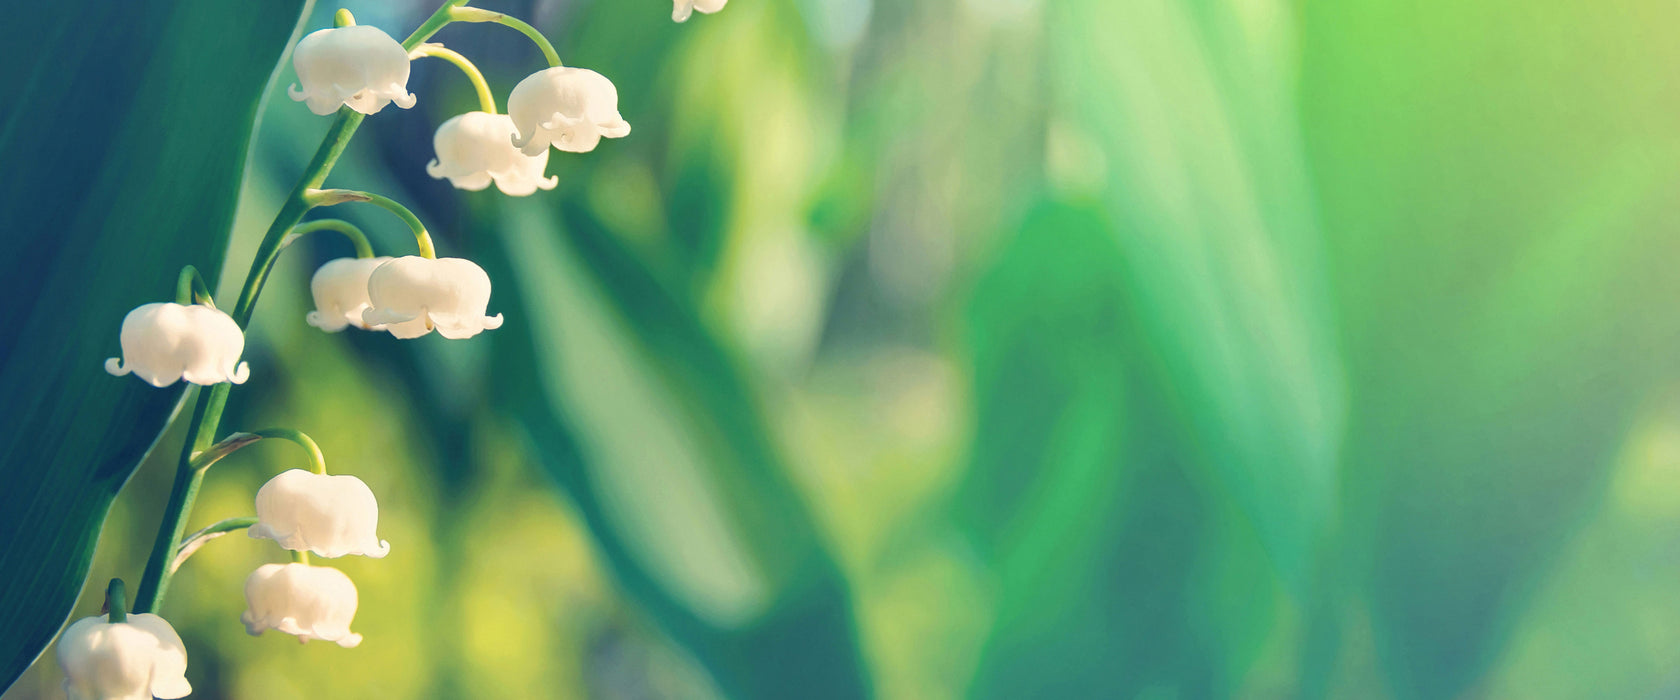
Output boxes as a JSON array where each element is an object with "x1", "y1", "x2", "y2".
[{"x1": 8, "y1": 0, "x2": 1680, "y2": 697}]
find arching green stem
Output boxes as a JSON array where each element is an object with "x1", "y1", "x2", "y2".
[
  {"x1": 449, "y1": 7, "x2": 561, "y2": 67},
  {"x1": 255, "y1": 428, "x2": 328, "y2": 474},
  {"x1": 135, "y1": 0, "x2": 473, "y2": 616},
  {"x1": 175, "y1": 266, "x2": 215, "y2": 307},
  {"x1": 189, "y1": 428, "x2": 327, "y2": 474},
  {"x1": 305, "y1": 188, "x2": 436, "y2": 258},
  {"x1": 287, "y1": 219, "x2": 375, "y2": 259},
  {"x1": 105, "y1": 579, "x2": 127, "y2": 624},
  {"x1": 171, "y1": 517, "x2": 258, "y2": 573},
  {"x1": 411, "y1": 43, "x2": 497, "y2": 113},
  {"x1": 188, "y1": 432, "x2": 263, "y2": 471}
]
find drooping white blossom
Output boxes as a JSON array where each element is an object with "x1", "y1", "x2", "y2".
[
  {"x1": 507, "y1": 67, "x2": 631, "y2": 155},
  {"x1": 428, "y1": 111, "x2": 558, "y2": 196},
  {"x1": 250, "y1": 469, "x2": 390, "y2": 559},
  {"x1": 56, "y1": 613, "x2": 191, "y2": 700},
  {"x1": 105, "y1": 302, "x2": 250, "y2": 387},
  {"x1": 673, "y1": 0, "x2": 727, "y2": 22},
  {"x1": 288, "y1": 25, "x2": 417, "y2": 116},
  {"x1": 306, "y1": 257, "x2": 393, "y2": 332},
  {"x1": 362, "y1": 256, "x2": 504, "y2": 339},
  {"x1": 241, "y1": 563, "x2": 364, "y2": 648}
]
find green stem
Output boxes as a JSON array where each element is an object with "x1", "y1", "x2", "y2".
[
  {"x1": 306, "y1": 188, "x2": 436, "y2": 259},
  {"x1": 411, "y1": 44, "x2": 496, "y2": 114},
  {"x1": 183, "y1": 516, "x2": 259, "y2": 541},
  {"x1": 171, "y1": 517, "x2": 258, "y2": 573},
  {"x1": 105, "y1": 579, "x2": 127, "y2": 624},
  {"x1": 292, "y1": 550, "x2": 313, "y2": 566},
  {"x1": 405, "y1": 0, "x2": 474, "y2": 52},
  {"x1": 230, "y1": 112, "x2": 364, "y2": 329},
  {"x1": 189, "y1": 428, "x2": 327, "y2": 474},
  {"x1": 254, "y1": 428, "x2": 328, "y2": 474},
  {"x1": 133, "y1": 0, "x2": 473, "y2": 615},
  {"x1": 188, "y1": 432, "x2": 263, "y2": 471},
  {"x1": 287, "y1": 219, "x2": 376, "y2": 259},
  {"x1": 450, "y1": 7, "x2": 561, "y2": 67},
  {"x1": 175, "y1": 266, "x2": 214, "y2": 307}
]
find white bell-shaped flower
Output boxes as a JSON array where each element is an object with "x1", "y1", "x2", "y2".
[
  {"x1": 361, "y1": 256, "x2": 504, "y2": 339},
  {"x1": 250, "y1": 469, "x2": 390, "y2": 558},
  {"x1": 56, "y1": 613, "x2": 191, "y2": 700},
  {"x1": 673, "y1": 0, "x2": 727, "y2": 22},
  {"x1": 306, "y1": 257, "x2": 393, "y2": 332},
  {"x1": 241, "y1": 563, "x2": 364, "y2": 648},
  {"x1": 288, "y1": 25, "x2": 418, "y2": 116},
  {"x1": 428, "y1": 111, "x2": 559, "y2": 196},
  {"x1": 105, "y1": 302, "x2": 250, "y2": 387},
  {"x1": 507, "y1": 67, "x2": 631, "y2": 155}
]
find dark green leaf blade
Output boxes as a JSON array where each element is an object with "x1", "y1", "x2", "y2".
[{"x1": 0, "y1": 0, "x2": 307, "y2": 690}]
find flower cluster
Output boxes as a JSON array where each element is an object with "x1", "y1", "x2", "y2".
[
  {"x1": 65, "y1": 0, "x2": 734, "y2": 693},
  {"x1": 239, "y1": 467, "x2": 388, "y2": 648}
]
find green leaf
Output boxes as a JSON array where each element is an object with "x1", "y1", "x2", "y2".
[
  {"x1": 1048, "y1": 0, "x2": 1345, "y2": 589},
  {"x1": 1298, "y1": 1, "x2": 1680, "y2": 696},
  {"x1": 961, "y1": 200, "x2": 1288, "y2": 697},
  {"x1": 958, "y1": 201, "x2": 1134, "y2": 696},
  {"x1": 479, "y1": 200, "x2": 872, "y2": 699},
  {"x1": 0, "y1": 0, "x2": 307, "y2": 689}
]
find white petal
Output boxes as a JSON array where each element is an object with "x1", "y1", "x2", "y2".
[
  {"x1": 291, "y1": 26, "x2": 414, "y2": 116},
  {"x1": 57, "y1": 614, "x2": 191, "y2": 700},
  {"x1": 242, "y1": 563, "x2": 364, "y2": 647},
  {"x1": 363, "y1": 256, "x2": 500, "y2": 340},
  {"x1": 307, "y1": 257, "x2": 392, "y2": 332},
  {"x1": 107, "y1": 303, "x2": 249, "y2": 387},
  {"x1": 250, "y1": 469, "x2": 390, "y2": 558},
  {"x1": 507, "y1": 67, "x2": 630, "y2": 155}
]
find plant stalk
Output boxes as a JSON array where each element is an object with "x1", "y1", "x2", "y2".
[{"x1": 132, "y1": 0, "x2": 472, "y2": 614}]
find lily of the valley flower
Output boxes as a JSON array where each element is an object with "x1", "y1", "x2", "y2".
[
  {"x1": 507, "y1": 67, "x2": 630, "y2": 155},
  {"x1": 250, "y1": 469, "x2": 390, "y2": 558},
  {"x1": 57, "y1": 613, "x2": 191, "y2": 700},
  {"x1": 362, "y1": 256, "x2": 504, "y2": 339},
  {"x1": 673, "y1": 0, "x2": 727, "y2": 22},
  {"x1": 105, "y1": 302, "x2": 250, "y2": 387},
  {"x1": 242, "y1": 563, "x2": 364, "y2": 648},
  {"x1": 289, "y1": 25, "x2": 418, "y2": 116},
  {"x1": 307, "y1": 257, "x2": 393, "y2": 332},
  {"x1": 429, "y1": 111, "x2": 558, "y2": 196}
]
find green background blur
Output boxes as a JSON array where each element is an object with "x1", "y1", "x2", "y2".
[{"x1": 8, "y1": 0, "x2": 1680, "y2": 697}]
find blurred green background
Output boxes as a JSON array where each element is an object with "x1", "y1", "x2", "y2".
[{"x1": 7, "y1": 0, "x2": 1680, "y2": 697}]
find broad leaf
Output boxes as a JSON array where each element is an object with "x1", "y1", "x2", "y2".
[
  {"x1": 1050, "y1": 0, "x2": 1345, "y2": 588},
  {"x1": 481, "y1": 201, "x2": 872, "y2": 699},
  {"x1": 1299, "y1": 0, "x2": 1680, "y2": 696},
  {"x1": 0, "y1": 0, "x2": 308, "y2": 689}
]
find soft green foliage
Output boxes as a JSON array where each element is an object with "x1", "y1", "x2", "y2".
[
  {"x1": 8, "y1": 0, "x2": 1680, "y2": 698},
  {"x1": 0, "y1": 0, "x2": 306, "y2": 690}
]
